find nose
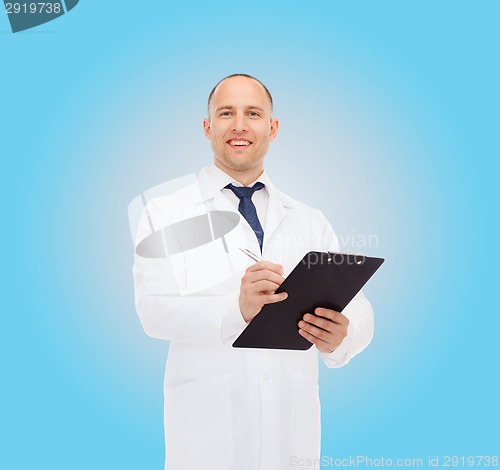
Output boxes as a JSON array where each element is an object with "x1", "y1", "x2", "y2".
[{"x1": 231, "y1": 113, "x2": 248, "y2": 133}]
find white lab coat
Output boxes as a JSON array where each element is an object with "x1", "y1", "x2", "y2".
[{"x1": 133, "y1": 167, "x2": 374, "y2": 470}]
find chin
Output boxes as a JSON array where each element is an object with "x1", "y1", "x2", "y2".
[{"x1": 218, "y1": 157, "x2": 258, "y2": 172}]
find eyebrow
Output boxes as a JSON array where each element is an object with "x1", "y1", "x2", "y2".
[
  {"x1": 215, "y1": 105, "x2": 266, "y2": 113},
  {"x1": 247, "y1": 106, "x2": 265, "y2": 112},
  {"x1": 215, "y1": 106, "x2": 233, "y2": 112}
]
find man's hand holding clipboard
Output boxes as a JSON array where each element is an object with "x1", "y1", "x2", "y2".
[
  {"x1": 237, "y1": 249, "x2": 362, "y2": 352},
  {"x1": 235, "y1": 249, "x2": 384, "y2": 351},
  {"x1": 298, "y1": 308, "x2": 349, "y2": 353}
]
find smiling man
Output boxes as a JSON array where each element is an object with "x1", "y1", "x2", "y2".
[
  {"x1": 133, "y1": 74, "x2": 374, "y2": 470},
  {"x1": 203, "y1": 75, "x2": 278, "y2": 186}
]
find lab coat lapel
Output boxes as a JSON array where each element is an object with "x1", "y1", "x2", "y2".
[
  {"x1": 194, "y1": 169, "x2": 255, "y2": 244},
  {"x1": 264, "y1": 185, "x2": 291, "y2": 246},
  {"x1": 193, "y1": 167, "x2": 237, "y2": 214},
  {"x1": 210, "y1": 189, "x2": 238, "y2": 213}
]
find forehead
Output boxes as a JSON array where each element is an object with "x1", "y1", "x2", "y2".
[{"x1": 211, "y1": 77, "x2": 271, "y2": 110}]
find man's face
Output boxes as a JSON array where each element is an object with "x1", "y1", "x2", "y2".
[{"x1": 203, "y1": 76, "x2": 279, "y2": 177}]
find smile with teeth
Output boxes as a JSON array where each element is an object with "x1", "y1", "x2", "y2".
[{"x1": 228, "y1": 140, "x2": 251, "y2": 147}]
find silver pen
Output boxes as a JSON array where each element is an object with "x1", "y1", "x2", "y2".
[
  {"x1": 239, "y1": 248, "x2": 286, "y2": 278},
  {"x1": 239, "y1": 247, "x2": 262, "y2": 263}
]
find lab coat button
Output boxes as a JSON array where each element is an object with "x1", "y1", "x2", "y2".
[{"x1": 262, "y1": 372, "x2": 270, "y2": 381}]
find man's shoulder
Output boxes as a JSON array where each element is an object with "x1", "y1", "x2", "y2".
[
  {"x1": 147, "y1": 177, "x2": 200, "y2": 206},
  {"x1": 274, "y1": 186, "x2": 326, "y2": 219},
  {"x1": 141, "y1": 179, "x2": 205, "y2": 226}
]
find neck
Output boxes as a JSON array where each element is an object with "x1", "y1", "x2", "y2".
[{"x1": 214, "y1": 161, "x2": 264, "y2": 186}]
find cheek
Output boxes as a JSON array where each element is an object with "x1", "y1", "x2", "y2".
[
  {"x1": 212, "y1": 126, "x2": 229, "y2": 141},
  {"x1": 257, "y1": 124, "x2": 272, "y2": 139},
  {"x1": 215, "y1": 132, "x2": 227, "y2": 145},
  {"x1": 256, "y1": 134, "x2": 272, "y2": 146}
]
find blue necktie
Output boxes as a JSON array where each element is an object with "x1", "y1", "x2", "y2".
[{"x1": 225, "y1": 182, "x2": 265, "y2": 252}]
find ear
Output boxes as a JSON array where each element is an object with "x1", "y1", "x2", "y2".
[
  {"x1": 203, "y1": 118, "x2": 211, "y2": 139},
  {"x1": 269, "y1": 118, "x2": 279, "y2": 141}
]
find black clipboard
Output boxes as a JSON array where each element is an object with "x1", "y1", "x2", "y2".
[{"x1": 232, "y1": 251, "x2": 384, "y2": 350}]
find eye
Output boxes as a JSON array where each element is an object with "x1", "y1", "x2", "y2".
[
  {"x1": 248, "y1": 111, "x2": 261, "y2": 117},
  {"x1": 219, "y1": 111, "x2": 233, "y2": 117}
]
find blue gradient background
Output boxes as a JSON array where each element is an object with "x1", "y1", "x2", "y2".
[{"x1": 1, "y1": 1, "x2": 498, "y2": 469}]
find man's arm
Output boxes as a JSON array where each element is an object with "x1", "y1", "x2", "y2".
[
  {"x1": 302, "y1": 213, "x2": 375, "y2": 367},
  {"x1": 132, "y1": 194, "x2": 249, "y2": 345},
  {"x1": 133, "y1": 255, "x2": 289, "y2": 345},
  {"x1": 133, "y1": 252, "x2": 245, "y2": 345},
  {"x1": 132, "y1": 196, "x2": 287, "y2": 345}
]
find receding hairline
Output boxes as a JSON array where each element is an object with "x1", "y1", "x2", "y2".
[{"x1": 207, "y1": 74, "x2": 274, "y2": 117}]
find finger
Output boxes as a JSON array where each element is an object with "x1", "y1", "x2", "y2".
[
  {"x1": 314, "y1": 308, "x2": 348, "y2": 325},
  {"x1": 245, "y1": 269, "x2": 285, "y2": 287},
  {"x1": 263, "y1": 291, "x2": 288, "y2": 304},
  {"x1": 248, "y1": 279, "x2": 283, "y2": 294},
  {"x1": 302, "y1": 313, "x2": 336, "y2": 333},
  {"x1": 246, "y1": 261, "x2": 284, "y2": 276},
  {"x1": 298, "y1": 319, "x2": 333, "y2": 342},
  {"x1": 298, "y1": 328, "x2": 333, "y2": 351}
]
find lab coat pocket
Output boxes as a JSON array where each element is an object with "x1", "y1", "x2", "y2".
[
  {"x1": 164, "y1": 373, "x2": 233, "y2": 469},
  {"x1": 289, "y1": 372, "x2": 321, "y2": 467}
]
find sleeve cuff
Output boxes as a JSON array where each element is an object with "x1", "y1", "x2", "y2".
[
  {"x1": 220, "y1": 294, "x2": 248, "y2": 344},
  {"x1": 319, "y1": 335, "x2": 351, "y2": 368}
]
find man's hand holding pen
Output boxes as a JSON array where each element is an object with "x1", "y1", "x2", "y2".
[{"x1": 239, "y1": 260, "x2": 288, "y2": 323}]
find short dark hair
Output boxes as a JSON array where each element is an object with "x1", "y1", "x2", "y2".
[{"x1": 207, "y1": 73, "x2": 273, "y2": 116}]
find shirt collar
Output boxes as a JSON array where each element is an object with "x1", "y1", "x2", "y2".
[
  {"x1": 195, "y1": 164, "x2": 294, "y2": 208},
  {"x1": 206, "y1": 164, "x2": 271, "y2": 190}
]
